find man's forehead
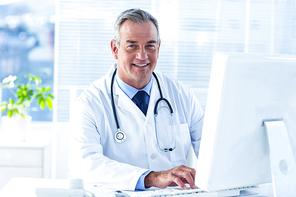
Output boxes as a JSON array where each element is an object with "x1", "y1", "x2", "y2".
[
  {"x1": 119, "y1": 20, "x2": 158, "y2": 41},
  {"x1": 120, "y1": 20, "x2": 157, "y2": 31}
]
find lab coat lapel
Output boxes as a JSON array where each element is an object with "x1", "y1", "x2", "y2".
[
  {"x1": 114, "y1": 75, "x2": 160, "y2": 120},
  {"x1": 114, "y1": 83, "x2": 144, "y2": 117}
]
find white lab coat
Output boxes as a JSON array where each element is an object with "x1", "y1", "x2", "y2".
[{"x1": 68, "y1": 64, "x2": 204, "y2": 190}]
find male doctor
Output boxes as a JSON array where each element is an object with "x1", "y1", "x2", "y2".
[{"x1": 68, "y1": 8, "x2": 204, "y2": 191}]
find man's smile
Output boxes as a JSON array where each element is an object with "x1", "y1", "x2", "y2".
[{"x1": 132, "y1": 63, "x2": 149, "y2": 67}]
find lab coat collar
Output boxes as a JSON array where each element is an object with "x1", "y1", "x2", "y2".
[
  {"x1": 113, "y1": 72, "x2": 160, "y2": 121},
  {"x1": 115, "y1": 84, "x2": 144, "y2": 118},
  {"x1": 106, "y1": 63, "x2": 117, "y2": 95}
]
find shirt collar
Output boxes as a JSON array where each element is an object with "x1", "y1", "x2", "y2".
[{"x1": 115, "y1": 72, "x2": 153, "y2": 99}]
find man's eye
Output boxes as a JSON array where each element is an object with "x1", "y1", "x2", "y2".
[
  {"x1": 146, "y1": 45, "x2": 156, "y2": 50},
  {"x1": 128, "y1": 45, "x2": 135, "y2": 48}
]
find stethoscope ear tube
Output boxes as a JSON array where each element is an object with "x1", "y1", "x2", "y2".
[
  {"x1": 154, "y1": 98, "x2": 173, "y2": 115},
  {"x1": 152, "y1": 72, "x2": 173, "y2": 115},
  {"x1": 111, "y1": 69, "x2": 120, "y2": 130}
]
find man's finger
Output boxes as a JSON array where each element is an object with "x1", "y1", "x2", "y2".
[
  {"x1": 173, "y1": 176, "x2": 187, "y2": 190},
  {"x1": 172, "y1": 165, "x2": 195, "y2": 189},
  {"x1": 183, "y1": 172, "x2": 195, "y2": 189}
]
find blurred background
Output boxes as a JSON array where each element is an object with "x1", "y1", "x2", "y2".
[
  {"x1": 1, "y1": 0, "x2": 295, "y2": 122},
  {"x1": 0, "y1": 0, "x2": 55, "y2": 121}
]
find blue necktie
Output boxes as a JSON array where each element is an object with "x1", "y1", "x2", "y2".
[{"x1": 132, "y1": 91, "x2": 149, "y2": 115}]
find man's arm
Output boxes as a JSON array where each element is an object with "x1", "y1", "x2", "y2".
[
  {"x1": 69, "y1": 99, "x2": 148, "y2": 190},
  {"x1": 144, "y1": 165, "x2": 196, "y2": 190}
]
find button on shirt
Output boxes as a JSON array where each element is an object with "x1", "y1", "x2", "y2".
[{"x1": 115, "y1": 73, "x2": 152, "y2": 190}]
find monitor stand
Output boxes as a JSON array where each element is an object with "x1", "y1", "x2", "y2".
[{"x1": 263, "y1": 120, "x2": 296, "y2": 197}]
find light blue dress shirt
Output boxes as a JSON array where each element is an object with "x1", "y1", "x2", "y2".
[
  {"x1": 115, "y1": 73, "x2": 152, "y2": 190},
  {"x1": 115, "y1": 73, "x2": 152, "y2": 99}
]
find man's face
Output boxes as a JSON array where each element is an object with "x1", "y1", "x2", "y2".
[{"x1": 111, "y1": 20, "x2": 160, "y2": 89}]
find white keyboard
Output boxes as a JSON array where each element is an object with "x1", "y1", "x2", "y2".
[
  {"x1": 120, "y1": 186, "x2": 259, "y2": 197},
  {"x1": 124, "y1": 187, "x2": 206, "y2": 197}
]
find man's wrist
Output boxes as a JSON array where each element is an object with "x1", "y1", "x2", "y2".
[
  {"x1": 144, "y1": 171, "x2": 156, "y2": 188},
  {"x1": 135, "y1": 170, "x2": 151, "y2": 190}
]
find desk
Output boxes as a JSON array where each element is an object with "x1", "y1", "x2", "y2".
[
  {"x1": 0, "y1": 177, "x2": 274, "y2": 197},
  {"x1": 0, "y1": 178, "x2": 63, "y2": 197},
  {"x1": 0, "y1": 178, "x2": 112, "y2": 197}
]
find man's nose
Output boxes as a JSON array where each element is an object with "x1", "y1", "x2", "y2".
[{"x1": 136, "y1": 47, "x2": 148, "y2": 60}]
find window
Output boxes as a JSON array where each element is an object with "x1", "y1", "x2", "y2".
[
  {"x1": 54, "y1": 0, "x2": 296, "y2": 122},
  {"x1": 0, "y1": 0, "x2": 55, "y2": 121}
]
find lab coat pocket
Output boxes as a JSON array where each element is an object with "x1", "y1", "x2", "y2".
[{"x1": 166, "y1": 123, "x2": 191, "y2": 165}]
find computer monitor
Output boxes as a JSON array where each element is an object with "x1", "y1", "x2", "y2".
[{"x1": 195, "y1": 52, "x2": 296, "y2": 195}]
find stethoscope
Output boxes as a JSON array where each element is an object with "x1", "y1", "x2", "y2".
[{"x1": 110, "y1": 69, "x2": 177, "y2": 152}]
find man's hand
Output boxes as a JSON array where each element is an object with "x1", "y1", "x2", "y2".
[{"x1": 144, "y1": 165, "x2": 196, "y2": 190}]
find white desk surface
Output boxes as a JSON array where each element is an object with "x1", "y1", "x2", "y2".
[
  {"x1": 0, "y1": 177, "x2": 274, "y2": 197},
  {"x1": 0, "y1": 178, "x2": 67, "y2": 197}
]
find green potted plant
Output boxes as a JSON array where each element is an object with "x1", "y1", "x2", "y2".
[{"x1": 0, "y1": 74, "x2": 54, "y2": 141}]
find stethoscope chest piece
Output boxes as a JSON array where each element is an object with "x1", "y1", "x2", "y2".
[{"x1": 115, "y1": 130, "x2": 126, "y2": 143}]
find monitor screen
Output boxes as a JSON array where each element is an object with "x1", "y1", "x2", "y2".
[{"x1": 195, "y1": 52, "x2": 296, "y2": 192}]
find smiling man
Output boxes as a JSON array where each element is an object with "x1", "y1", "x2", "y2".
[
  {"x1": 111, "y1": 19, "x2": 159, "y2": 89},
  {"x1": 68, "y1": 8, "x2": 204, "y2": 191}
]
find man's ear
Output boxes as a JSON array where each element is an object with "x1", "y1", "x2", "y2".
[
  {"x1": 157, "y1": 39, "x2": 161, "y2": 59},
  {"x1": 111, "y1": 39, "x2": 119, "y2": 60}
]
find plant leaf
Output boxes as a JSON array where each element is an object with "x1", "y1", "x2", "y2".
[
  {"x1": 19, "y1": 96, "x2": 24, "y2": 103},
  {"x1": 0, "y1": 105, "x2": 7, "y2": 112},
  {"x1": 9, "y1": 98, "x2": 14, "y2": 104},
  {"x1": 7, "y1": 110, "x2": 12, "y2": 117},
  {"x1": 35, "y1": 93, "x2": 42, "y2": 99},
  {"x1": 0, "y1": 101, "x2": 8, "y2": 105},
  {"x1": 46, "y1": 97, "x2": 53, "y2": 110},
  {"x1": 36, "y1": 88, "x2": 42, "y2": 92},
  {"x1": 39, "y1": 97, "x2": 45, "y2": 109}
]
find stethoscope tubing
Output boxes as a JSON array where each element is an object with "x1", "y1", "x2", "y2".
[
  {"x1": 152, "y1": 72, "x2": 174, "y2": 115},
  {"x1": 111, "y1": 69, "x2": 174, "y2": 130},
  {"x1": 110, "y1": 69, "x2": 120, "y2": 130},
  {"x1": 110, "y1": 69, "x2": 176, "y2": 151}
]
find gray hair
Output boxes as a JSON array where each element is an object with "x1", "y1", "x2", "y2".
[{"x1": 113, "y1": 8, "x2": 160, "y2": 46}]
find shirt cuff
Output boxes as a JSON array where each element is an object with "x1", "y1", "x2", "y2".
[{"x1": 135, "y1": 170, "x2": 151, "y2": 191}]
